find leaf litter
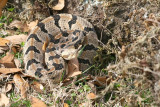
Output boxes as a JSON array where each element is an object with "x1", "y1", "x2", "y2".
[{"x1": 0, "y1": 0, "x2": 160, "y2": 106}]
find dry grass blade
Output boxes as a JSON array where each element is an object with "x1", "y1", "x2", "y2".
[{"x1": 13, "y1": 74, "x2": 29, "y2": 99}]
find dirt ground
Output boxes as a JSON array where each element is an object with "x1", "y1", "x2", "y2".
[{"x1": 0, "y1": 0, "x2": 160, "y2": 106}]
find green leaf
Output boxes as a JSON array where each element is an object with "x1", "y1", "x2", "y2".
[{"x1": 7, "y1": 8, "x2": 15, "y2": 12}]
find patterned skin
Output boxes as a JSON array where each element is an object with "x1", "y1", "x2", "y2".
[{"x1": 23, "y1": 14, "x2": 98, "y2": 83}]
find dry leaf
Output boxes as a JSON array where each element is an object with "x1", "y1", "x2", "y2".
[
  {"x1": 14, "y1": 59, "x2": 21, "y2": 68},
  {"x1": 86, "y1": 93, "x2": 97, "y2": 100},
  {"x1": 79, "y1": 103, "x2": 89, "y2": 107},
  {"x1": 0, "y1": 52, "x2": 16, "y2": 68},
  {"x1": 62, "y1": 57, "x2": 81, "y2": 85},
  {"x1": 93, "y1": 76, "x2": 110, "y2": 86},
  {"x1": 9, "y1": 20, "x2": 29, "y2": 32},
  {"x1": 64, "y1": 103, "x2": 69, "y2": 107},
  {"x1": 0, "y1": 37, "x2": 10, "y2": 46},
  {"x1": 13, "y1": 74, "x2": 29, "y2": 99},
  {"x1": 0, "y1": 0, "x2": 8, "y2": 17},
  {"x1": 62, "y1": 78, "x2": 73, "y2": 86},
  {"x1": 5, "y1": 83, "x2": 12, "y2": 92},
  {"x1": 67, "y1": 58, "x2": 81, "y2": 78},
  {"x1": 120, "y1": 45, "x2": 126, "y2": 59},
  {"x1": 27, "y1": 20, "x2": 38, "y2": 31},
  {"x1": 0, "y1": 47, "x2": 5, "y2": 54},
  {"x1": 0, "y1": 68, "x2": 22, "y2": 74},
  {"x1": 0, "y1": 0, "x2": 8, "y2": 8},
  {"x1": 31, "y1": 81, "x2": 44, "y2": 93},
  {"x1": 50, "y1": 0, "x2": 65, "y2": 10},
  {"x1": 0, "y1": 8, "x2": 1, "y2": 16},
  {"x1": 31, "y1": 97, "x2": 47, "y2": 107},
  {"x1": 5, "y1": 34, "x2": 28, "y2": 44},
  {"x1": 0, "y1": 93, "x2": 9, "y2": 106},
  {"x1": 2, "y1": 83, "x2": 12, "y2": 93}
]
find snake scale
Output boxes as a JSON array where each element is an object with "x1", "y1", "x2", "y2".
[{"x1": 23, "y1": 14, "x2": 98, "y2": 83}]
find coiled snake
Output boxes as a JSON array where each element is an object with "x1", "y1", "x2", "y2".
[{"x1": 23, "y1": 14, "x2": 98, "y2": 83}]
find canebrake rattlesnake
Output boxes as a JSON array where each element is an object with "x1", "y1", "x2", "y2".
[{"x1": 23, "y1": 14, "x2": 98, "y2": 83}]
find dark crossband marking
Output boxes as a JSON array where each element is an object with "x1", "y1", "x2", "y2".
[
  {"x1": 49, "y1": 54, "x2": 61, "y2": 60},
  {"x1": 26, "y1": 59, "x2": 40, "y2": 70},
  {"x1": 35, "y1": 68, "x2": 43, "y2": 78},
  {"x1": 27, "y1": 34, "x2": 42, "y2": 42},
  {"x1": 46, "y1": 47, "x2": 57, "y2": 53},
  {"x1": 48, "y1": 34, "x2": 60, "y2": 44},
  {"x1": 52, "y1": 63, "x2": 64, "y2": 70},
  {"x1": 37, "y1": 22, "x2": 48, "y2": 33},
  {"x1": 72, "y1": 36, "x2": 78, "y2": 42},
  {"x1": 84, "y1": 27, "x2": 95, "y2": 32},
  {"x1": 61, "y1": 44, "x2": 66, "y2": 48},
  {"x1": 83, "y1": 44, "x2": 97, "y2": 51},
  {"x1": 78, "y1": 58, "x2": 90, "y2": 65},
  {"x1": 68, "y1": 15, "x2": 77, "y2": 29},
  {"x1": 53, "y1": 15, "x2": 61, "y2": 28},
  {"x1": 62, "y1": 31, "x2": 69, "y2": 37},
  {"x1": 25, "y1": 46, "x2": 40, "y2": 55},
  {"x1": 74, "y1": 40, "x2": 81, "y2": 48}
]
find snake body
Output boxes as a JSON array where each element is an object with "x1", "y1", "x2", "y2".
[{"x1": 23, "y1": 14, "x2": 98, "y2": 83}]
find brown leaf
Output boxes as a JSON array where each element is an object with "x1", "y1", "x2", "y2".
[
  {"x1": 120, "y1": 45, "x2": 126, "y2": 59},
  {"x1": 27, "y1": 20, "x2": 38, "y2": 31},
  {"x1": 0, "y1": 8, "x2": 1, "y2": 17},
  {"x1": 62, "y1": 58, "x2": 80, "y2": 85},
  {"x1": 31, "y1": 81, "x2": 44, "y2": 93},
  {"x1": 9, "y1": 20, "x2": 29, "y2": 32},
  {"x1": 5, "y1": 34, "x2": 28, "y2": 45},
  {"x1": 86, "y1": 93, "x2": 97, "y2": 100},
  {"x1": 51, "y1": 0, "x2": 65, "y2": 10},
  {"x1": 0, "y1": 52, "x2": 16, "y2": 68},
  {"x1": 0, "y1": 68, "x2": 22, "y2": 74},
  {"x1": 67, "y1": 58, "x2": 81, "y2": 78},
  {"x1": 0, "y1": 0, "x2": 8, "y2": 8},
  {"x1": 13, "y1": 74, "x2": 29, "y2": 99},
  {"x1": 5, "y1": 83, "x2": 12, "y2": 92},
  {"x1": 93, "y1": 76, "x2": 110, "y2": 86},
  {"x1": 14, "y1": 59, "x2": 21, "y2": 68},
  {"x1": 0, "y1": 47, "x2": 5, "y2": 54},
  {"x1": 2, "y1": 83, "x2": 12, "y2": 93},
  {"x1": 79, "y1": 103, "x2": 88, "y2": 107},
  {"x1": 0, "y1": 0, "x2": 8, "y2": 17},
  {"x1": 0, "y1": 37, "x2": 10, "y2": 46},
  {"x1": 0, "y1": 93, "x2": 9, "y2": 106},
  {"x1": 31, "y1": 97, "x2": 47, "y2": 107},
  {"x1": 64, "y1": 103, "x2": 69, "y2": 107}
]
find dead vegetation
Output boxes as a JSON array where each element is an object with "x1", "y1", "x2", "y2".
[{"x1": 0, "y1": 0, "x2": 160, "y2": 106}]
